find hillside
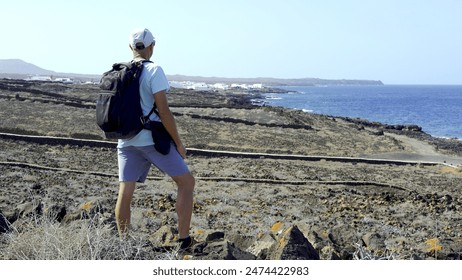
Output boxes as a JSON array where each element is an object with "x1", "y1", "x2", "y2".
[
  {"x1": 0, "y1": 59, "x2": 100, "y2": 82},
  {"x1": 0, "y1": 59, "x2": 57, "y2": 76}
]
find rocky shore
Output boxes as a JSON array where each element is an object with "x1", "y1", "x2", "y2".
[{"x1": 0, "y1": 79, "x2": 461, "y2": 260}]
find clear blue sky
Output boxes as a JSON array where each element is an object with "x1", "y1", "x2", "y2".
[{"x1": 1, "y1": 0, "x2": 461, "y2": 84}]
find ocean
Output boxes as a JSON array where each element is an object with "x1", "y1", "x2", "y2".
[{"x1": 262, "y1": 85, "x2": 462, "y2": 139}]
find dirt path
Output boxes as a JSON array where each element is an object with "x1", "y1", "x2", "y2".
[{"x1": 364, "y1": 133, "x2": 462, "y2": 166}]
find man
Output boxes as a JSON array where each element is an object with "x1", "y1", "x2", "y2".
[{"x1": 115, "y1": 28, "x2": 195, "y2": 249}]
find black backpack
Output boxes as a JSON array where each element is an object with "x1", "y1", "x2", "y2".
[{"x1": 96, "y1": 60, "x2": 150, "y2": 139}]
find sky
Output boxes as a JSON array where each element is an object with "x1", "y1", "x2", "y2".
[{"x1": 1, "y1": 0, "x2": 461, "y2": 85}]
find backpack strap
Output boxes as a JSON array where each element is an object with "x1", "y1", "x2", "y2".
[
  {"x1": 134, "y1": 59, "x2": 158, "y2": 125},
  {"x1": 144, "y1": 102, "x2": 159, "y2": 120},
  {"x1": 132, "y1": 58, "x2": 152, "y2": 64}
]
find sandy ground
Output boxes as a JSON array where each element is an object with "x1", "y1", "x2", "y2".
[{"x1": 0, "y1": 79, "x2": 461, "y2": 259}]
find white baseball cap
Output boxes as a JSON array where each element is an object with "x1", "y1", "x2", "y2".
[{"x1": 129, "y1": 28, "x2": 156, "y2": 50}]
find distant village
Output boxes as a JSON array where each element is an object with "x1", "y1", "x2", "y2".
[
  {"x1": 26, "y1": 75, "x2": 265, "y2": 91},
  {"x1": 169, "y1": 80, "x2": 263, "y2": 91},
  {"x1": 26, "y1": 75, "x2": 97, "y2": 85}
]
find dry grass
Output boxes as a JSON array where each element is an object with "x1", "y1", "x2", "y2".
[
  {"x1": 352, "y1": 243, "x2": 399, "y2": 260},
  {"x1": 439, "y1": 166, "x2": 462, "y2": 176},
  {"x1": 0, "y1": 211, "x2": 180, "y2": 260}
]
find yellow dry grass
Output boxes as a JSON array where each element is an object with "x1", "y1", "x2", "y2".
[
  {"x1": 81, "y1": 202, "x2": 92, "y2": 211},
  {"x1": 271, "y1": 221, "x2": 283, "y2": 233},
  {"x1": 425, "y1": 238, "x2": 442, "y2": 254},
  {"x1": 439, "y1": 166, "x2": 462, "y2": 176}
]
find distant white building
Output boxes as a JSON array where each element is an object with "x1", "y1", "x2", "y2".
[
  {"x1": 250, "y1": 83, "x2": 263, "y2": 89},
  {"x1": 29, "y1": 75, "x2": 52, "y2": 81},
  {"x1": 231, "y1": 83, "x2": 248, "y2": 89},
  {"x1": 210, "y1": 83, "x2": 228, "y2": 90},
  {"x1": 54, "y1": 77, "x2": 73, "y2": 84},
  {"x1": 26, "y1": 76, "x2": 83, "y2": 84},
  {"x1": 191, "y1": 82, "x2": 210, "y2": 90},
  {"x1": 169, "y1": 81, "x2": 186, "y2": 88},
  {"x1": 169, "y1": 80, "x2": 263, "y2": 91},
  {"x1": 169, "y1": 81, "x2": 212, "y2": 91}
]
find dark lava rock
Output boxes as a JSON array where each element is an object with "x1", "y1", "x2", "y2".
[
  {"x1": 270, "y1": 225, "x2": 320, "y2": 260},
  {"x1": 0, "y1": 210, "x2": 10, "y2": 233},
  {"x1": 197, "y1": 240, "x2": 256, "y2": 260}
]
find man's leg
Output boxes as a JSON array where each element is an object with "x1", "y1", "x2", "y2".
[
  {"x1": 115, "y1": 181, "x2": 136, "y2": 237},
  {"x1": 171, "y1": 172, "x2": 195, "y2": 239}
]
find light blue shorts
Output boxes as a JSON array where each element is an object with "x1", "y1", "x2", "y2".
[{"x1": 117, "y1": 144, "x2": 190, "y2": 183}]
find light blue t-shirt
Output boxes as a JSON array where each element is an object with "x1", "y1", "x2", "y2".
[{"x1": 117, "y1": 62, "x2": 170, "y2": 148}]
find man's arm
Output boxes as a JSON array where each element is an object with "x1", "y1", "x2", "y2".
[{"x1": 153, "y1": 90, "x2": 187, "y2": 158}]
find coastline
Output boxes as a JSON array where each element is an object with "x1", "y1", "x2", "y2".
[
  {"x1": 235, "y1": 85, "x2": 462, "y2": 156},
  {"x1": 257, "y1": 84, "x2": 462, "y2": 143}
]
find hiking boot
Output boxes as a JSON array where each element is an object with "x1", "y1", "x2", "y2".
[{"x1": 177, "y1": 236, "x2": 195, "y2": 251}]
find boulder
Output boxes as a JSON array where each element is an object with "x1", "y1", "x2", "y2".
[
  {"x1": 247, "y1": 233, "x2": 277, "y2": 259},
  {"x1": 306, "y1": 229, "x2": 330, "y2": 251},
  {"x1": 320, "y1": 245, "x2": 341, "y2": 260},
  {"x1": 198, "y1": 240, "x2": 256, "y2": 260},
  {"x1": 327, "y1": 223, "x2": 359, "y2": 259},
  {"x1": 206, "y1": 231, "x2": 225, "y2": 242},
  {"x1": 226, "y1": 233, "x2": 256, "y2": 251},
  {"x1": 149, "y1": 225, "x2": 177, "y2": 247},
  {"x1": 362, "y1": 232, "x2": 385, "y2": 251},
  {"x1": 269, "y1": 225, "x2": 320, "y2": 260}
]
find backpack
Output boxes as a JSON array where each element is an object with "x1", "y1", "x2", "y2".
[{"x1": 96, "y1": 60, "x2": 150, "y2": 139}]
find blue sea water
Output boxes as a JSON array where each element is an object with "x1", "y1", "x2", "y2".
[{"x1": 262, "y1": 85, "x2": 462, "y2": 139}]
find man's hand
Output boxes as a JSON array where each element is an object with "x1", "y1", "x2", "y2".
[{"x1": 176, "y1": 143, "x2": 187, "y2": 159}]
